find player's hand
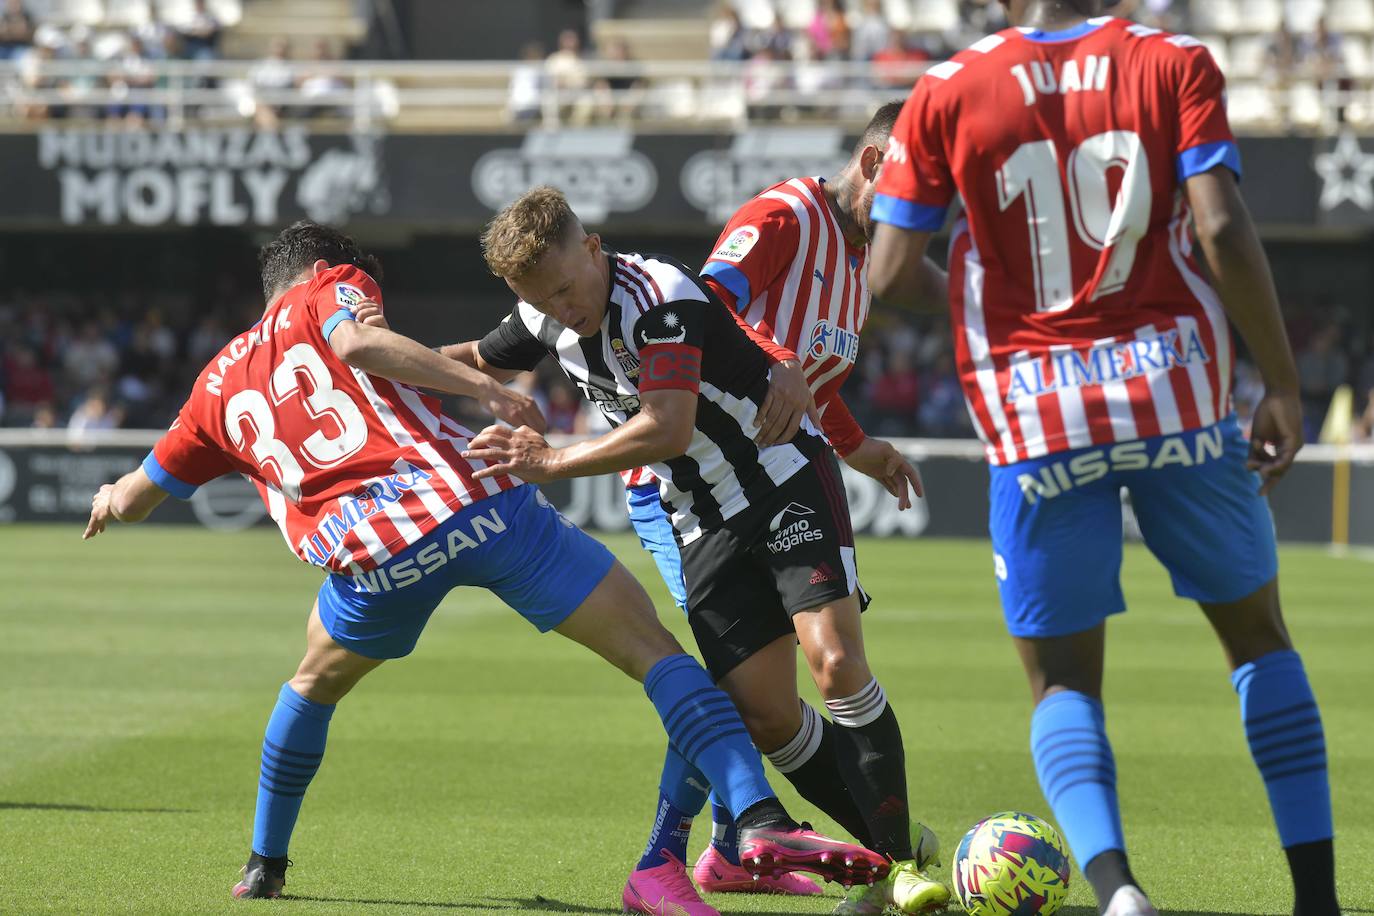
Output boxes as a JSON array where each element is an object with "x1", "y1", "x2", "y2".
[
  {"x1": 464, "y1": 424, "x2": 559, "y2": 483},
  {"x1": 1247, "y1": 390, "x2": 1304, "y2": 495},
  {"x1": 842, "y1": 437, "x2": 923, "y2": 510},
  {"x1": 480, "y1": 381, "x2": 547, "y2": 434},
  {"x1": 350, "y1": 299, "x2": 389, "y2": 330},
  {"x1": 755, "y1": 359, "x2": 820, "y2": 446},
  {"x1": 83, "y1": 483, "x2": 115, "y2": 540}
]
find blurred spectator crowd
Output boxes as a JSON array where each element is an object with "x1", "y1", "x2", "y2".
[
  {"x1": 4, "y1": 289, "x2": 1373, "y2": 447},
  {"x1": 1, "y1": 0, "x2": 350, "y2": 126}
]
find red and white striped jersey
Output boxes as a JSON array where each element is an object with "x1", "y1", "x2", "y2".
[
  {"x1": 144, "y1": 264, "x2": 518, "y2": 573},
  {"x1": 620, "y1": 466, "x2": 657, "y2": 488},
  {"x1": 702, "y1": 176, "x2": 871, "y2": 457},
  {"x1": 874, "y1": 17, "x2": 1236, "y2": 465}
]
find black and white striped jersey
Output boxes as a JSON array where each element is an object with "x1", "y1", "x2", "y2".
[{"x1": 478, "y1": 250, "x2": 826, "y2": 544}]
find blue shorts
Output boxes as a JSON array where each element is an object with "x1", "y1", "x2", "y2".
[
  {"x1": 988, "y1": 416, "x2": 1278, "y2": 639},
  {"x1": 317, "y1": 484, "x2": 615, "y2": 659},
  {"x1": 626, "y1": 482, "x2": 688, "y2": 612}
]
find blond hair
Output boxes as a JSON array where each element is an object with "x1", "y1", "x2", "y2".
[{"x1": 480, "y1": 185, "x2": 581, "y2": 279}]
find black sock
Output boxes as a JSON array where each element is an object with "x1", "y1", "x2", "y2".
[
  {"x1": 765, "y1": 704, "x2": 875, "y2": 847},
  {"x1": 828, "y1": 683, "x2": 913, "y2": 861},
  {"x1": 735, "y1": 797, "x2": 795, "y2": 833},
  {"x1": 1286, "y1": 839, "x2": 1340, "y2": 916},
  {"x1": 1083, "y1": 849, "x2": 1137, "y2": 914}
]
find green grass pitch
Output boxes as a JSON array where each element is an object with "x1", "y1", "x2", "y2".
[{"x1": 1, "y1": 525, "x2": 1370, "y2": 915}]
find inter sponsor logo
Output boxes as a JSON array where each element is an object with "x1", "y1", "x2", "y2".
[
  {"x1": 1005, "y1": 325, "x2": 1210, "y2": 404},
  {"x1": 349, "y1": 507, "x2": 508, "y2": 593},
  {"x1": 1015, "y1": 426, "x2": 1226, "y2": 505},
  {"x1": 808, "y1": 319, "x2": 859, "y2": 364}
]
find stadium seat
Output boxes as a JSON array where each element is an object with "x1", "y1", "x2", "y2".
[
  {"x1": 775, "y1": 0, "x2": 814, "y2": 30},
  {"x1": 1343, "y1": 36, "x2": 1372, "y2": 77},
  {"x1": 1243, "y1": 0, "x2": 1285, "y2": 33},
  {"x1": 732, "y1": 0, "x2": 778, "y2": 30},
  {"x1": 1198, "y1": 35, "x2": 1231, "y2": 75},
  {"x1": 1189, "y1": 0, "x2": 1240, "y2": 34},
  {"x1": 1228, "y1": 35, "x2": 1270, "y2": 78},
  {"x1": 1284, "y1": 0, "x2": 1328, "y2": 33},
  {"x1": 880, "y1": 0, "x2": 911, "y2": 31},
  {"x1": 906, "y1": 0, "x2": 957, "y2": 32},
  {"x1": 42, "y1": 0, "x2": 106, "y2": 26},
  {"x1": 1330, "y1": 0, "x2": 1374, "y2": 33},
  {"x1": 105, "y1": 0, "x2": 151, "y2": 26},
  {"x1": 1224, "y1": 82, "x2": 1279, "y2": 126},
  {"x1": 1289, "y1": 82, "x2": 1326, "y2": 126}
]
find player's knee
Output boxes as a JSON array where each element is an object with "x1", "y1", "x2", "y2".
[
  {"x1": 807, "y1": 645, "x2": 871, "y2": 698},
  {"x1": 739, "y1": 703, "x2": 803, "y2": 753}
]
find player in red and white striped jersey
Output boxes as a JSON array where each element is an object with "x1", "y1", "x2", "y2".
[
  {"x1": 870, "y1": 3, "x2": 1337, "y2": 914},
  {"x1": 82, "y1": 222, "x2": 878, "y2": 904}
]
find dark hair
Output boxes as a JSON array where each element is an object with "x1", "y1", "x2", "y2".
[
  {"x1": 855, "y1": 100, "x2": 904, "y2": 156},
  {"x1": 258, "y1": 220, "x2": 383, "y2": 301}
]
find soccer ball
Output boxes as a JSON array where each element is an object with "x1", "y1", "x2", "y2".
[{"x1": 952, "y1": 811, "x2": 1071, "y2": 916}]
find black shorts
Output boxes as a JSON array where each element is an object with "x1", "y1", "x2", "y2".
[{"x1": 681, "y1": 451, "x2": 867, "y2": 681}]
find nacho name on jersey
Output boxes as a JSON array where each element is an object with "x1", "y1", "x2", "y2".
[{"x1": 205, "y1": 304, "x2": 293, "y2": 396}]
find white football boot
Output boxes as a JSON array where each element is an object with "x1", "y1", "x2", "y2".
[{"x1": 1104, "y1": 885, "x2": 1159, "y2": 916}]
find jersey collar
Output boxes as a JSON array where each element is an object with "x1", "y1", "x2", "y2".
[{"x1": 1016, "y1": 15, "x2": 1112, "y2": 43}]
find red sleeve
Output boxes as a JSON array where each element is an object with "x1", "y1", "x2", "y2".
[
  {"x1": 700, "y1": 201, "x2": 800, "y2": 313},
  {"x1": 311, "y1": 264, "x2": 385, "y2": 341},
  {"x1": 872, "y1": 78, "x2": 956, "y2": 231},
  {"x1": 1170, "y1": 40, "x2": 1241, "y2": 180},
  {"x1": 636, "y1": 302, "x2": 704, "y2": 395},
  {"x1": 143, "y1": 404, "x2": 235, "y2": 499},
  {"x1": 820, "y1": 395, "x2": 866, "y2": 458},
  {"x1": 704, "y1": 276, "x2": 798, "y2": 365}
]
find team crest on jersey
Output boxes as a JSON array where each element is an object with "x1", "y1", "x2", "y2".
[
  {"x1": 611, "y1": 337, "x2": 640, "y2": 378},
  {"x1": 335, "y1": 283, "x2": 365, "y2": 309},
  {"x1": 712, "y1": 225, "x2": 760, "y2": 263},
  {"x1": 808, "y1": 319, "x2": 860, "y2": 363}
]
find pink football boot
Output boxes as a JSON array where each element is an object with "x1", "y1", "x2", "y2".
[
  {"x1": 737, "y1": 822, "x2": 889, "y2": 888},
  {"x1": 622, "y1": 851, "x2": 720, "y2": 916},
  {"x1": 693, "y1": 844, "x2": 822, "y2": 895}
]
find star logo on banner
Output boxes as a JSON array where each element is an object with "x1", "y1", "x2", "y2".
[{"x1": 1314, "y1": 132, "x2": 1374, "y2": 211}]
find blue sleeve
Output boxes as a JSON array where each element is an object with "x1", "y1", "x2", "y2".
[
  {"x1": 701, "y1": 261, "x2": 752, "y2": 311},
  {"x1": 321, "y1": 307, "x2": 354, "y2": 341},
  {"x1": 1176, "y1": 140, "x2": 1242, "y2": 182},
  {"x1": 871, "y1": 193, "x2": 948, "y2": 232},
  {"x1": 142, "y1": 451, "x2": 197, "y2": 499}
]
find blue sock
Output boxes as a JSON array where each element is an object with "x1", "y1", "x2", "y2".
[
  {"x1": 710, "y1": 795, "x2": 740, "y2": 865},
  {"x1": 252, "y1": 683, "x2": 334, "y2": 858},
  {"x1": 1231, "y1": 649, "x2": 1333, "y2": 847},
  {"x1": 643, "y1": 654, "x2": 772, "y2": 820},
  {"x1": 1030, "y1": 690, "x2": 1124, "y2": 869},
  {"x1": 637, "y1": 744, "x2": 708, "y2": 870}
]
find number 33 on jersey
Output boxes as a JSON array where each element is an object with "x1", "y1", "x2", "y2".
[
  {"x1": 142, "y1": 264, "x2": 516, "y2": 574},
  {"x1": 874, "y1": 16, "x2": 1238, "y2": 465}
]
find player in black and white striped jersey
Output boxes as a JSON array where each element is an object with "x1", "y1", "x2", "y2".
[{"x1": 445, "y1": 186, "x2": 942, "y2": 915}]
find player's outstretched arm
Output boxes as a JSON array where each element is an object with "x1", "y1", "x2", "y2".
[
  {"x1": 328, "y1": 319, "x2": 545, "y2": 431},
  {"x1": 464, "y1": 389, "x2": 697, "y2": 484},
  {"x1": 82, "y1": 468, "x2": 168, "y2": 539},
  {"x1": 1186, "y1": 167, "x2": 1303, "y2": 493},
  {"x1": 868, "y1": 223, "x2": 949, "y2": 313}
]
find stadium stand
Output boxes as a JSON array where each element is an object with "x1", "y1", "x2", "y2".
[{"x1": 2, "y1": 0, "x2": 1372, "y2": 130}]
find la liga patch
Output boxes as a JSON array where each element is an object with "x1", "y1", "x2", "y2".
[
  {"x1": 335, "y1": 283, "x2": 366, "y2": 309},
  {"x1": 711, "y1": 225, "x2": 760, "y2": 263}
]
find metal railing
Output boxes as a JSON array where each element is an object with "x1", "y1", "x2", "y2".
[{"x1": 6, "y1": 57, "x2": 1373, "y2": 132}]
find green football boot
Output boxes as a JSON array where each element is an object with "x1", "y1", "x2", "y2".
[{"x1": 832, "y1": 823, "x2": 950, "y2": 915}]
